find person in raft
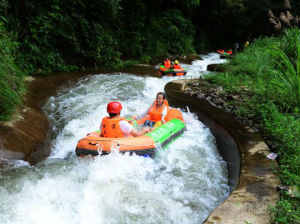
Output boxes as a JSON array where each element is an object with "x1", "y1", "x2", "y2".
[
  {"x1": 244, "y1": 41, "x2": 249, "y2": 50},
  {"x1": 163, "y1": 58, "x2": 171, "y2": 69},
  {"x1": 133, "y1": 92, "x2": 169, "y2": 128},
  {"x1": 172, "y1": 60, "x2": 182, "y2": 69},
  {"x1": 227, "y1": 49, "x2": 233, "y2": 55},
  {"x1": 100, "y1": 101, "x2": 150, "y2": 138}
]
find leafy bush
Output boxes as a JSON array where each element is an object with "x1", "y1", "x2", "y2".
[
  {"x1": 94, "y1": 30, "x2": 121, "y2": 68},
  {"x1": 145, "y1": 10, "x2": 196, "y2": 58},
  {"x1": 118, "y1": 7, "x2": 196, "y2": 60},
  {"x1": 0, "y1": 21, "x2": 25, "y2": 120},
  {"x1": 267, "y1": 35, "x2": 300, "y2": 111}
]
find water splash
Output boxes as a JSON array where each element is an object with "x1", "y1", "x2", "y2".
[{"x1": 0, "y1": 53, "x2": 229, "y2": 224}]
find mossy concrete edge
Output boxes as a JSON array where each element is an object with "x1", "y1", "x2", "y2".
[{"x1": 165, "y1": 79, "x2": 279, "y2": 224}]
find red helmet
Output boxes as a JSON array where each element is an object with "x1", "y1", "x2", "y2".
[{"x1": 107, "y1": 101, "x2": 122, "y2": 114}]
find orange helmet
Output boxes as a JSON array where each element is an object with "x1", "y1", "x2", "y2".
[{"x1": 107, "y1": 102, "x2": 122, "y2": 114}]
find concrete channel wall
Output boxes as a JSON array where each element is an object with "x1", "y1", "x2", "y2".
[{"x1": 165, "y1": 79, "x2": 279, "y2": 224}]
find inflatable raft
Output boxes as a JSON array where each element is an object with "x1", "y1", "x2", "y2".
[
  {"x1": 157, "y1": 66, "x2": 187, "y2": 77},
  {"x1": 217, "y1": 49, "x2": 233, "y2": 58},
  {"x1": 75, "y1": 108, "x2": 186, "y2": 157}
]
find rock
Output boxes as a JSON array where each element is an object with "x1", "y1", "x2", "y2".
[
  {"x1": 269, "y1": 17, "x2": 278, "y2": 25},
  {"x1": 227, "y1": 95, "x2": 234, "y2": 100},
  {"x1": 247, "y1": 114, "x2": 255, "y2": 119},
  {"x1": 24, "y1": 76, "x2": 35, "y2": 82},
  {"x1": 209, "y1": 102, "x2": 217, "y2": 107},
  {"x1": 172, "y1": 54, "x2": 203, "y2": 64},
  {"x1": 280, "y1": 12, "x2": 291, "y2": 26},
  {"x1": 286, "y1": 10, "x2": 294, "y2": 21},
  {"x1": 224, "y1": 107, "x2": 231, "y2": 112},
  {"x1": 216, "y1": 86, "x2": 224, "y2": 94},
  {"x1": 277, "y1": 184, "x2": 300, "y2": 199},
  {"x1": 232, "y1": 95, "x2": 240, "y2": 100},
  {"x1": 199, "y1": 79, "x2": 206, "y2": 85},
  {"x1": 185, "y1": 87, "x2": 192, "y2": 93},
  {"x1": 277, "y1": 184, "x2": 289, "y2": 191},
  {"x1": 268, "y1": 9, "x2": 275, "y2": 19},
  {"x1": 186, "y1": 54, "x2": 203, "y2": 61},
  {"x1": 197, "y1": 93, "x2": 206, "y2": 100},
  {"x1": 284, "y1": 0, "x2": 291, "y2": 9},
  {"x1": 207, "y1": 64, "x2": 225, "y2": 72},
  {"x1": 215, "y1": 99, "x2": 225, "y2": 105},
  {"x1": 288, "y1": 185, "x2": 300, "y2": 198}
]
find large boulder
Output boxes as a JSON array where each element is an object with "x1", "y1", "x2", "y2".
[{"x1": 207, "y1": 64, "x2": 225, "y2": 72}]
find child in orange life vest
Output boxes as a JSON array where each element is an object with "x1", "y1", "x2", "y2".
[
  {"x1": 163, "y1": 58, "x2": 171, "y2": 69},
  {"x1": 172, "y1": 60, "x2": 182, "y2": 69},
  {"x1": 133, "y1": 92, "x2": 169, "y2": 127},
  {"x1": 100, "y1": 102, "x2": 150, "y2": 138}
]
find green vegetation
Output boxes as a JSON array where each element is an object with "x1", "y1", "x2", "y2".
[
  {"x1": 2, "y1": 0, "x2": 297, "y2": 74},
  {"x1": 267, "y1": 31, "x2": 300, "y2": 110},
  {"x1": 0, "y1": 0, "x2": 299, "y2": 120},
  {"x1": 0, "y1": 20, "x2": 25, "y2": 120},
  {"x1": 205, "y1": 28, "x2": 300, "y2": 223}
]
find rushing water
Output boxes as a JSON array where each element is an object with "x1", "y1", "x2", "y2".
[{"x1": 0, "y1": 53, "x2": 229, "y2": 224}]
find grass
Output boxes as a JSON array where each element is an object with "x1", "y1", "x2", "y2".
[
  {"x1": 267, "y1": 32, "x2": 300, "y2": 112},
  {"x1": 0, "y1": 22, "x2": 25, "y2": 121},
  {"x1": 204, "y1": 28, "x2": 300, "y2": 223}
]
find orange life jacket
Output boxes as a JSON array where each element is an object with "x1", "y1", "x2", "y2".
[
  {"x1": 148, "y1": 100, "x2": 169, "y2": 122},
  {"x1": 164, "y1": 60, "x2": 171, "y2": 69},
  {"x1": 173, "y1": 64, "x2": 182, "y2": 69},
  {"x1": 101, "y1": 117, "x2": 127, "y2": 138}
]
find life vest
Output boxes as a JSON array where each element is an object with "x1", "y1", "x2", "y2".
[
  {"x1": 148, "y1": 100, "x2": 169, "y2": 122},
  {"x1": 173, "y1": 64, "x2": 182, "y2": 69},
  {"x1": 164, "y1": 60, "x2": 171, "y2": 69},
  {"x1": 101, "y1": 117, "x2": 127, "y2": 138}
]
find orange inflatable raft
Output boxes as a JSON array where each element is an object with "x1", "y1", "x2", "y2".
[{"x1": 75, "y1": 109, "x2": 186, "y2": 157}]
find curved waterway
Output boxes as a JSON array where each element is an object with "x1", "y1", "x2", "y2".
[{"x1": 0, "y1": 53, "x2": 229, "y2": 224}]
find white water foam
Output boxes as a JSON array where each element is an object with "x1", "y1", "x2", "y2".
[
  {"x1": 0, "y1": 53, "x2": 229, "y2": 224},
  {"x1": 181, "y1": 53, "x2": 226, "y2": 78}
]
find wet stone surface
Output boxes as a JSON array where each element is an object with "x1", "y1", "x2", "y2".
[
  {"x1": 207, "y1": 64, "x2": 225, "y2": 72},
  {"x1": 186, "y1": 80, "x2": 261, "y2": 134}
]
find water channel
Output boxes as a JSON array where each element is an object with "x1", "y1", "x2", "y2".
[{"x1": 0, "y1": 53, "x2": 229, "y2": 224}]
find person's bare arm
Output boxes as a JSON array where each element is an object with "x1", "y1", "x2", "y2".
[
  {"x1": 134, "y1": 104, "x2": 153, "y2": 120},
  {"x1": 130, "y1": 127, "x2": 151, "y2": 137}
]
